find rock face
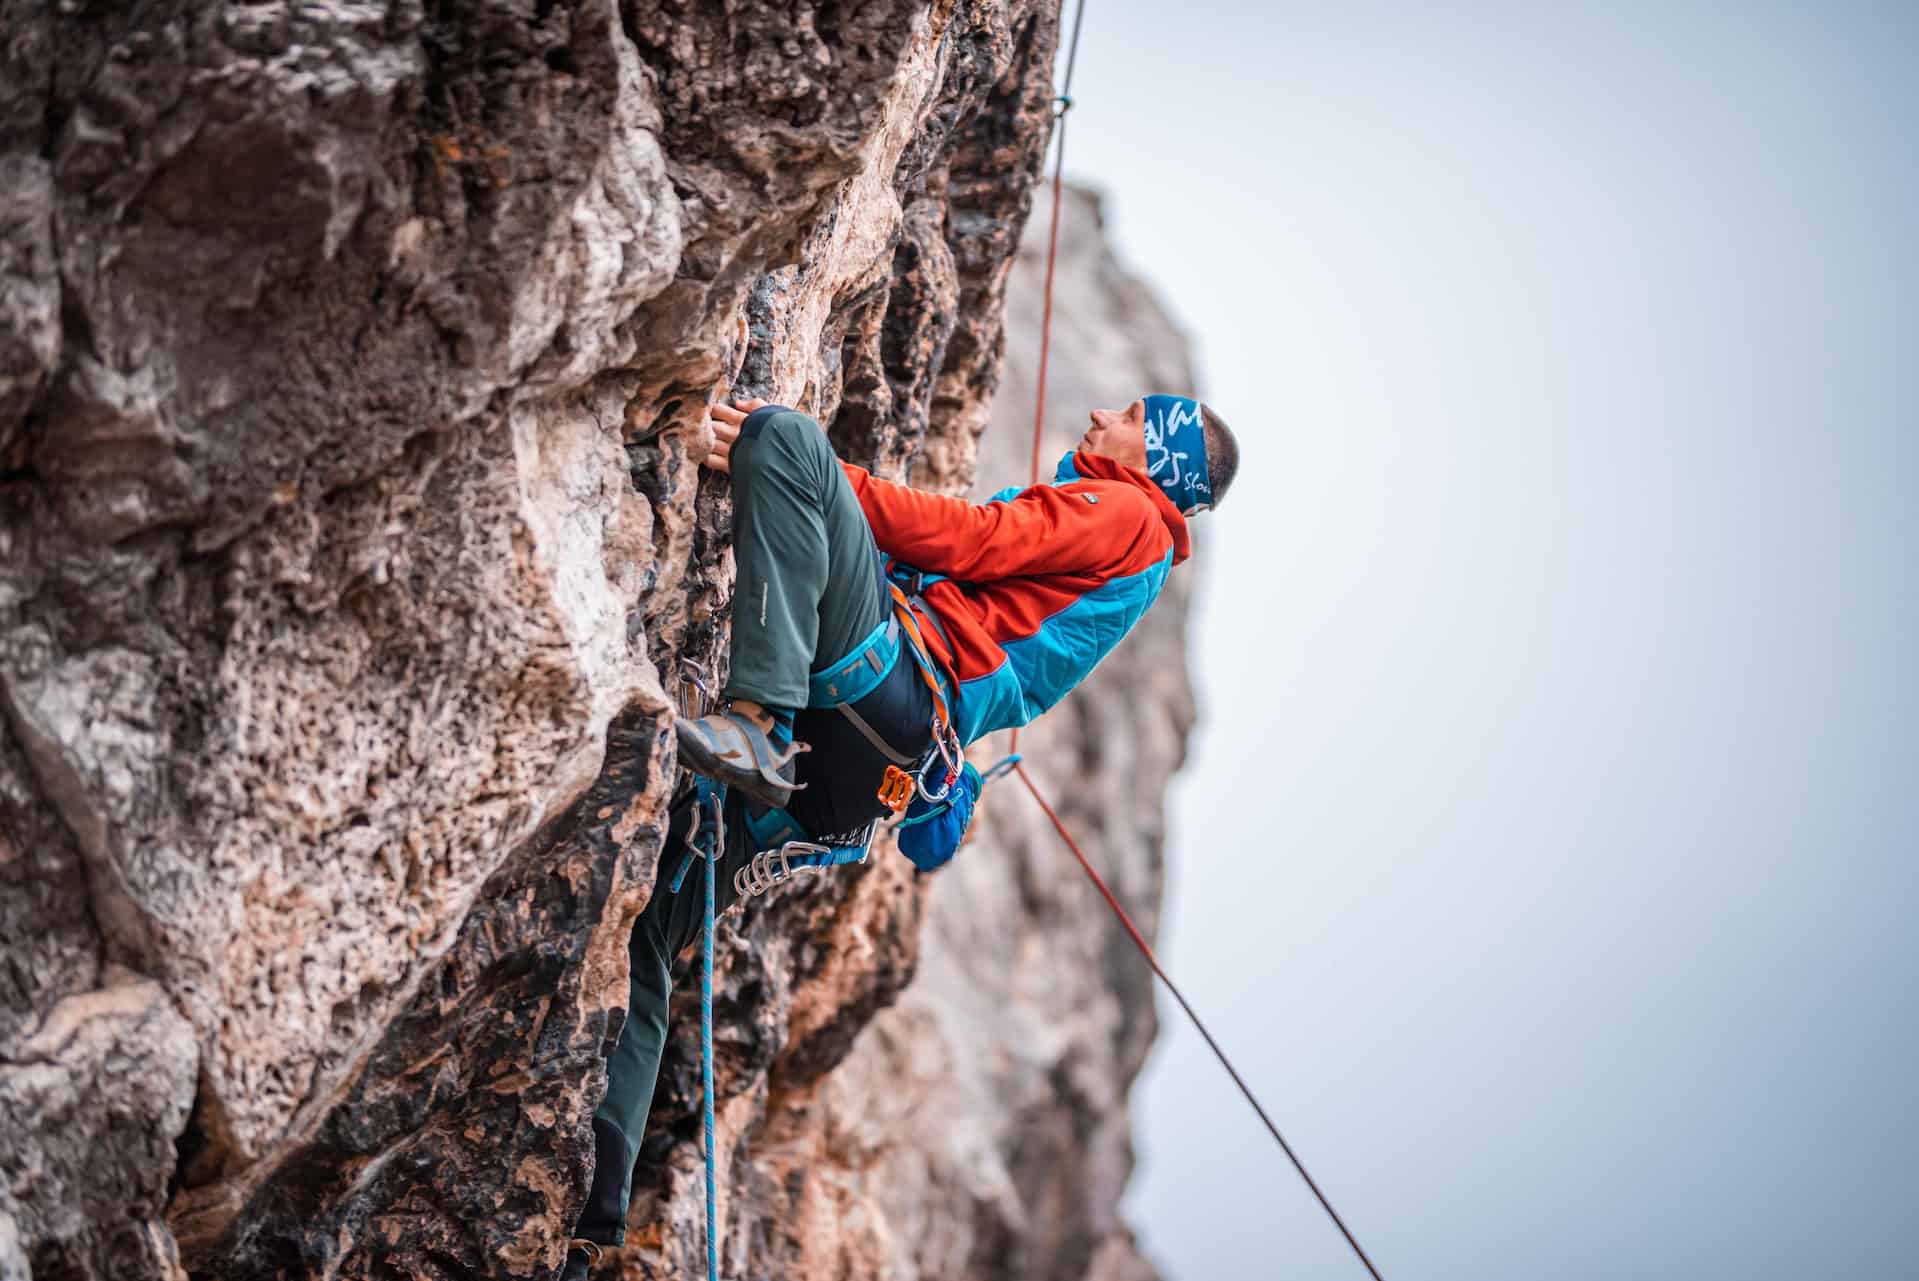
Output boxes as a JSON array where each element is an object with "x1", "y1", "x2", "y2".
[{"x1": 0, "y1": 1, "x2": 1195, "y2": 1276}]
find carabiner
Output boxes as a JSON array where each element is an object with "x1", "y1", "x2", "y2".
[
  {"x1": 980, "y1": 753, "x2": 1022, "y2": 784},
  {"x1": 915, "y1": 743, "x2": 960, "y2": 804},
  {"x1": 677, "y1": 657, "x2": 713, "y2": 720}
]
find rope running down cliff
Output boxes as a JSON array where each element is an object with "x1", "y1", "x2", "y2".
[{"x1": 1009, "y1": 4, "x2": 1387, "y2": 1276}]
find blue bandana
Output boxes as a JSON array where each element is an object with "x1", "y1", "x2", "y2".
[{"x1": 1141, "y1": 393, "x2": 1212, "y2": 515}]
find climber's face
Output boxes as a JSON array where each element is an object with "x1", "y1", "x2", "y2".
[{"x1": 1079, "y1": 398, "x2": 1150, "y2": 472}]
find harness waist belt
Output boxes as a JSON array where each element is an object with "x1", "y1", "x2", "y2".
[{"x1": 806, "y1": 617, "x2": 900, "y2": 709}]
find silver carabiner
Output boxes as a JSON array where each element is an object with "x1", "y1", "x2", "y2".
[
  {"x1": 732, "y1": 840, "x2": 831, "y2": 900},
  {"x1": 915, "y1": 726, "x2": 962, "y2": 804},
  {"x1": 677, "y1": 657, "x2": 713, "y2": 720},
  {"x1": 915, "y1": 759, "x2": 952, "y2": 804},
  {"x1": 672, "y1": 782, "x2": 729, "y2": 893},
  {"x1": 683, "y1": 782, "x2": 725, "y2": 860}
]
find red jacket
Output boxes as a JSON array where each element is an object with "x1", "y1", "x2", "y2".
[{"x1": 841, "y1": 451, "x2": 1192, "y2": 744}]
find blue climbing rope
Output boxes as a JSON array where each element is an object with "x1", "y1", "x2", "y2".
[
  {"x1": 673, "y1": 657, "x2": 726, "y2": 1281},
  {"x1": 702, "y1": 821, "x2": 718, "y2": 1280},
  {"x1": 672, "y1": 775, "x2": 725, "y2": 1281},
  {"x1": 697, "y1": 778, "x2": 722, "y2": 1281}
]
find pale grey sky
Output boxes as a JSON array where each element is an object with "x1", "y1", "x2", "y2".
[{"x1": 1047, "y1": 4, "x2": 1918, "y2": 1278}]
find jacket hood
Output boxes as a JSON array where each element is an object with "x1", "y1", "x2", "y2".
[{"x1": 1057, "y1": 450, "x2": 1192, "y2": 566}]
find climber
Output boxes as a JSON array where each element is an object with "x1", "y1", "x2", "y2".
[{"x1": 560, "y1": 391, "x2": 1238, "y2": 1276}]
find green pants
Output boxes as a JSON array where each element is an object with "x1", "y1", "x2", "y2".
[
  {"x1": 720, "y1": 409, "x2": 886, "y2": 709},
  {"x1": 578, "y1": 408, "x2": 896, "y2": 1244},
  {"x1": 576, "y1": 786, "x2": 752, "y2": 1245}
]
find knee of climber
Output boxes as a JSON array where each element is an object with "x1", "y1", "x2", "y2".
[{"x1": 736, "y1": 405, "x2": 837, "y2": 476}]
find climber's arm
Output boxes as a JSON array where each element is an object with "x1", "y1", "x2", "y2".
[
  {"x1": 704, "y1": 397, "x2": 1157, "y2": 581},
  {"x1": 840, "y1": 461, "x2": 1156, "y2": 581}
]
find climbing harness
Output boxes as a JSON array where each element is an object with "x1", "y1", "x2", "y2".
[
  {"x1": 995, "y1": 3, "x2": 1390, "y2": 1275},
  {"x1": 723, "y1": 552, "x2": 963, "y2": 903},
  {"x1": 807, "y1": 555, "x2": 965, "y2": 808}
]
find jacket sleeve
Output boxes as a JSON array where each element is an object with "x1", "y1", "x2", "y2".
[{"x1": 840, "y1": 462, "x2": 1158, "y2": 581}]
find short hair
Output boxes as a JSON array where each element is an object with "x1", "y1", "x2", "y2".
[{"x1": 1200, "y1": 404, "x2": 1239, "y2": 510}]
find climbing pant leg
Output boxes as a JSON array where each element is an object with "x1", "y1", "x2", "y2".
[
  {"x1": 575, "y1": 651, "x2": 934, "y2": 1244},
  {"x1": 579, "y1": 398, "x2": 904, "y2": 1242},
  {"x1": 577, "y1": 896, "x2": 670, "y2": 1246},
  {"x1": 577, "y1": 786, "x2": 756, "y2": 1246},
  {"x1": 723, "y1": 408, "x2": 886, "y2": 709}
]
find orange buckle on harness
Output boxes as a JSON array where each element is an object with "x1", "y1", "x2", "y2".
[{"x1": 877, "y1": 765, "x2": 915, "y2": 814}]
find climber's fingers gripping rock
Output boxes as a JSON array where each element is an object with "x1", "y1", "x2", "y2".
[{"x1": 702, "y1": 396, "x2": 771, "y2": 473}]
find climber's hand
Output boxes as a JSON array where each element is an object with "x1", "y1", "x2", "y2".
[{"x1": 703, "y1": 397, "x2": 771, "y2": 473}]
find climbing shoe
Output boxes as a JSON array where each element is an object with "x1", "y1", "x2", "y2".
[
  {"x1": 674, "y1": 705, "x2": 808, "y2": 809},
  {"x1": 559, "y1": 1240, "x2": 601, "y2": 1281}
]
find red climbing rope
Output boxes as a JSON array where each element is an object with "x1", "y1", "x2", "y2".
[
  {"x1": 1024, "y1": 0, "x2": 1086, "y2": 494},
  {"x1": 1011, "y1": 0, "x2": 1085, "y2": 760},
  {"x1": 1003, "y1": 5, "x2": 1388, "y2": 1277},
  {"x1": 1011, "y1": 764, "x2": 1386, "y2": 1281},
  {"x1": 1026, "y1": 111, "x2": 1070, "y2": 497}
]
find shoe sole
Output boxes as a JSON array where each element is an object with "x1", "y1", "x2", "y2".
[{"x1": 674, "y1": 718, "x2": 798, "y2": 810}]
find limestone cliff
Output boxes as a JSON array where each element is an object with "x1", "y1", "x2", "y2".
[{"x1": 0, "y1": 2, "x2": 1195, "y2": 1277}]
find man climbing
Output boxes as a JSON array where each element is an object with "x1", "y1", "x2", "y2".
[{"x1": 562, "y1": 391, "x2": 1238, "y2": 1277}]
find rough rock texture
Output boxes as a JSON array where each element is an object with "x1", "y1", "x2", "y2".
[{"x1": 0, "y1": 1, "x2": 1195, "y2": 1276}]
